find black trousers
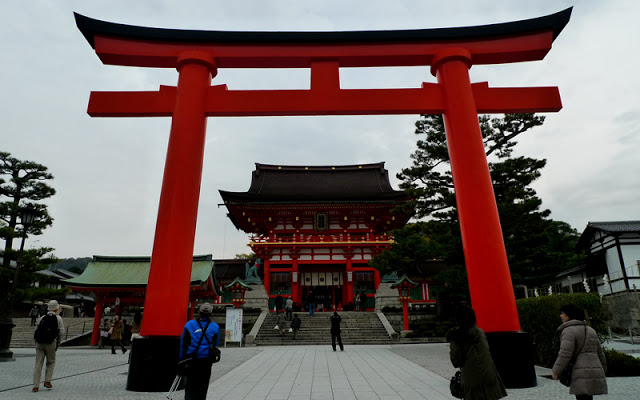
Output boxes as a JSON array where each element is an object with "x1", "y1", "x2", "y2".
[
  {"x1": 111, "y1": 339, "x2": 126, "y2": 353},
  {"x1": 331, "y1": 332, "x2": 343, "y2": 351},
  {"x1": 575, "y1": 396, "x2": 593, "y2": 400},
  {"x1": 185, "y1": 359, "x2": 213, "y2": 400}
]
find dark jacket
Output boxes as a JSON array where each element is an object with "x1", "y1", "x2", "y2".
[
  {"x1": 552, "y1": 319, "x2": 607, "y2": 395},
  {"x1": 330, "y1": 314, "x2": 342, "y2": 334},
  {"x1": 180, "y1": 317, "x2": 220, "y2": 359},
  {"x1": 448, "y1": 325, "x2": 507, "y2": 400},
  {"x1": 291, "y1": 316, "x2": 301, "y2": 329}
]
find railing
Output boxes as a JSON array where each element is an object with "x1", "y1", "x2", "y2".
[
  {"x1": 64, "y1": 320, "x2": 88, "y2": 340},
  {"x1": 250, "y1": 233, "x2": 393, "y2": 244}
]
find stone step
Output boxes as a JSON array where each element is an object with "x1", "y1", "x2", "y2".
[
  {"x1": 9, "y1": 317, "x2": 95, "y2": 348},
  {"x1": 254, "y1": 312, "x2": 391, "y2": 346}
]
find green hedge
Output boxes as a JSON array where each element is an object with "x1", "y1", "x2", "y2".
[
  {"x1": 407, "y1": 319, "x2": 456, "y2": 338},
  {"x1": 516, "y1": 293, "x2": 609, "y2": 368},
  {"x1": 604, "y1": 349, "x2": 640, "y2": 377}
]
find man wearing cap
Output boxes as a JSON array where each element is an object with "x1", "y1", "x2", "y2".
[
  {"x1": 180, "y1": 303, "x2": 220, "y2": 400},
  {"x1": 32, "y1": 300, "x2": 65, "y2": 392}
]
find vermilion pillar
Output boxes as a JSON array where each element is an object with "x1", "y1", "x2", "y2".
[
  {"x1": 432, "y1": 48, "x2": 519, "y2": 333},
  {"x1": 141, "y1": 52, "x2": 215, "y2": 336},
  {"x1": 90, "y1": 301, "x2": 103, "y2": 346}
]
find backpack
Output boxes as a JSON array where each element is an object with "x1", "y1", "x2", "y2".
[{"x1": 34, "y1": 314, "x2": 58, "y2": 344}]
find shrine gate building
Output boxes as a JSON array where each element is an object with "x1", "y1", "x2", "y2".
[{"x1": 220, "y1": 162, "x2": 412, "y2": 311}]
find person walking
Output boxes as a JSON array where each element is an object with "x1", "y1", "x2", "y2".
[
  {"x1": 130, "y1": 311, "x2": 142, "y2": 341},
  {"x1": 446, "y1": 304, "x2": 507, "y2": 400},
  {"x1": 290, "y1": 314, "x2": 302, "y2": 340},
  {"x1": 359, "y1": 291, "x2": 367, "y2": 311},
  {"x1": 32, "y1": 300, "x2": 65, "y2": 392},
  {"x1": 354, "y1": 292, "x2": 361, "y2": 312},
  {"x1": 285, "y1": 296, "x2": 293, "y2": 321},
  {"x1": 180, "y1": 303, "x2": 220, "y2": 400},
  {"x1": 99, "y1": 318, "x2": 111, "y2": 349},
  {"x1": 551, "y1": 303, "x2": 607, "y2": 400},
  {"x1": 329, "y1": 311, "x2": 344, "y2": 351},
  {"x1": 29, "y1": 305, "x2": 39, "y2": 326},
  {"x1": 275, "y1": 294, "x2": 284, "y2": 314},
  {"x1": 110, "y1": 314, "x2": 127, "y2": 354},
  {"x1": 307, "y1": 292, "x2": 316, "y2": 317}
]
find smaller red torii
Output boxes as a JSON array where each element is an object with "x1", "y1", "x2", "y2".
[{"x1": 75, "y1": 8, "x2": 571, "y2": 391}]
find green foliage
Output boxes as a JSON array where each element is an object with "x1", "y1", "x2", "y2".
[
  {"x1": 391, "y1": 114, "x2": 580, "y2": 288},
  {"x1": 604, "y1": 349, "x2": 640, "y2": 377},
  {"x1": 407, "y1": 319, "x2": 457, "y2": 338},
  {"x1": 234, "y1": 253, "x2": 256, "y2": 260},
  {"x1": 16, "y1": 287, "x2": 70, "y2": 303},
  {"x1": 516, "y1": 293, "x2": 609, "y2": 367}
]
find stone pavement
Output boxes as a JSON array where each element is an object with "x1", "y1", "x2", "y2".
[{"x1": 1, "y1": 343, "x2": 638, "y2": 399}]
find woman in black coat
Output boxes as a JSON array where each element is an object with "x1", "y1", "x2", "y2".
[{"x1": 447, "y1": 305, "x2": 507, "y2": 400}]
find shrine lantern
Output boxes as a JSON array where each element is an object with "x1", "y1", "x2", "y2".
[
  {"x1": 391, "y1": 275, "x2": 418, "y2": 332},
  {"x1": 224, "y1": 277, "x2": 253, "y2": 308}
]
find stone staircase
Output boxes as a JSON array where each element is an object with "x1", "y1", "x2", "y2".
[
  {"x1": 253, "y1": 312, "x2": 391, "y2": 346},
  {"x1": 9, "y1": 317, "x2": 95, "y2": 348}
]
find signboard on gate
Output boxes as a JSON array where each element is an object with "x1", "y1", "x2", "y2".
[{"x1": 224, "y1": 307, "x2": 243, "y2": 347}]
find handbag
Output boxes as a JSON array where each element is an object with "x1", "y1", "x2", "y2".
[
  {"x1": 559, "y1": 325, "x2": 587, "y2": 387},
  {"x1": 107, "y1": 327, "x2": 113, "y2": 335},
  {"x1": 450, "y1": 369, "x2": 463, "y2": 399}
]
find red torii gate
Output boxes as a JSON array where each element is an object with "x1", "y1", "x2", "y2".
[{"x1": 75, "y1": 8, "x2": 571, "y2": 391}]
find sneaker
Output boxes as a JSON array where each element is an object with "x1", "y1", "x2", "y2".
[
  {"x1": 32, "y1": 387, "x2": 38, "y2": 392},
  {"x1": 122, "y1": 349, "x2": 128, "y2": 354},
  {"x1": 44, "y1": 382, "x2": 52, "y2": 388}
]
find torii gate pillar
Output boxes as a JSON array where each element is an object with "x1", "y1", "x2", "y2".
[{"x1": 75, "y1": 8, "x2": 572, "y2": 391}]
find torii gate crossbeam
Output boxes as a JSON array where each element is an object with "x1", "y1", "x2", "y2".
[{"x1": 75, "y1": 8, "x2": 571, "y2": 391}]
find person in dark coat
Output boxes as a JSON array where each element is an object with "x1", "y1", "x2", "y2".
[
  {"x1": 275, "y1": 294, "x2": 284, "y2": 314},
  {"x1": 329, "y1": 311, "x2": 344, "y2": 351},
  {"x1": 359, "y1": 292, "x2": 367, "y2": 311},
  {"x1": 446, "y1": 305, "x2": 507, "y2": 400},
  {"x1": 290, "y1": 314, "x2": 302, "y2": 340},
  {"x1": 307, "y1": 292, "x2": 316, "y2": 317},
  {"x1": 551, "y1": 304, "x2": 607, "y2": 400}
]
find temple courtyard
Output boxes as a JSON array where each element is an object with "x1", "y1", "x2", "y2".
[{"x1": 1, "y1": 342, "x2": 639, "y2": 399}]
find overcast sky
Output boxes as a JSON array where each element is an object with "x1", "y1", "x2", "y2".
[{"x1": 1, "y1": 1, "x2": 638, "y2": 260}]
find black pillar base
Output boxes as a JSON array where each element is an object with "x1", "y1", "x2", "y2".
[
  {"x1": 0, "y1": 321, "x2": 16, "y2": 362},
  {"x1": 126, "y1": 336, "x2": 185, "y2": 392},
  {"x1": 486, "y1": 331, "x2": 537, "y2": 389}
]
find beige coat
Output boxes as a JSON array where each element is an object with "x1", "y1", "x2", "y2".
[{"x1": 552, "y1": 320, "x2": 608, "y2": 396}]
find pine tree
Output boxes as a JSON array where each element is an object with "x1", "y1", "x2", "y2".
[{"x1": 386, "y1": 114, "x2": 579, "y2": 289}]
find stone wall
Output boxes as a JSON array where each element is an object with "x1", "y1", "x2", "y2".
[
  {"x1": 375, "y1": 283, "x2": 401, "y2": 312},
  {"x1": 243, "y1": 284, "x2": 270, "y2": 310},
  {"x1": 382, "y1": 312, "x2": 437, "y2": 333},
  {"x1": 603, "y1": 290, "x2": 640, "y2": 331}
]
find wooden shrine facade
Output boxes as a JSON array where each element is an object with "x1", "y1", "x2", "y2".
[
  {"x1": 64, "y1": 255, "x2": 219, "y2": 346},
  {"x1": 220, "y1": 162, "x2": 412, "y2": 310}
]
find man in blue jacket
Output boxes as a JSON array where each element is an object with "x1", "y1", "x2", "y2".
[{"x1": 180, "y1": 303, "x2": 220, "y2": 400}]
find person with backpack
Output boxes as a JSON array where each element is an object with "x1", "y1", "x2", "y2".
[
  {"x1": 180, "y1": 303, "x2": 220, "y2": 400},
  {"x1": 32, "y1": 300, "x2": 65, "y2": 393},
  {"x1": 290, "y1": 314, "x2": 302, "y2": 340}
]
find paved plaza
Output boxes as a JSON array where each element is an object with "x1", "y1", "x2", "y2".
[{"x1": 1, "y1": 343, "x2": 639, "y2": 399}]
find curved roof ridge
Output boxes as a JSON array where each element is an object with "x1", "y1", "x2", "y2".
[{"x1": 74, "y1": 8, "x2": 571, "y2": 49}]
